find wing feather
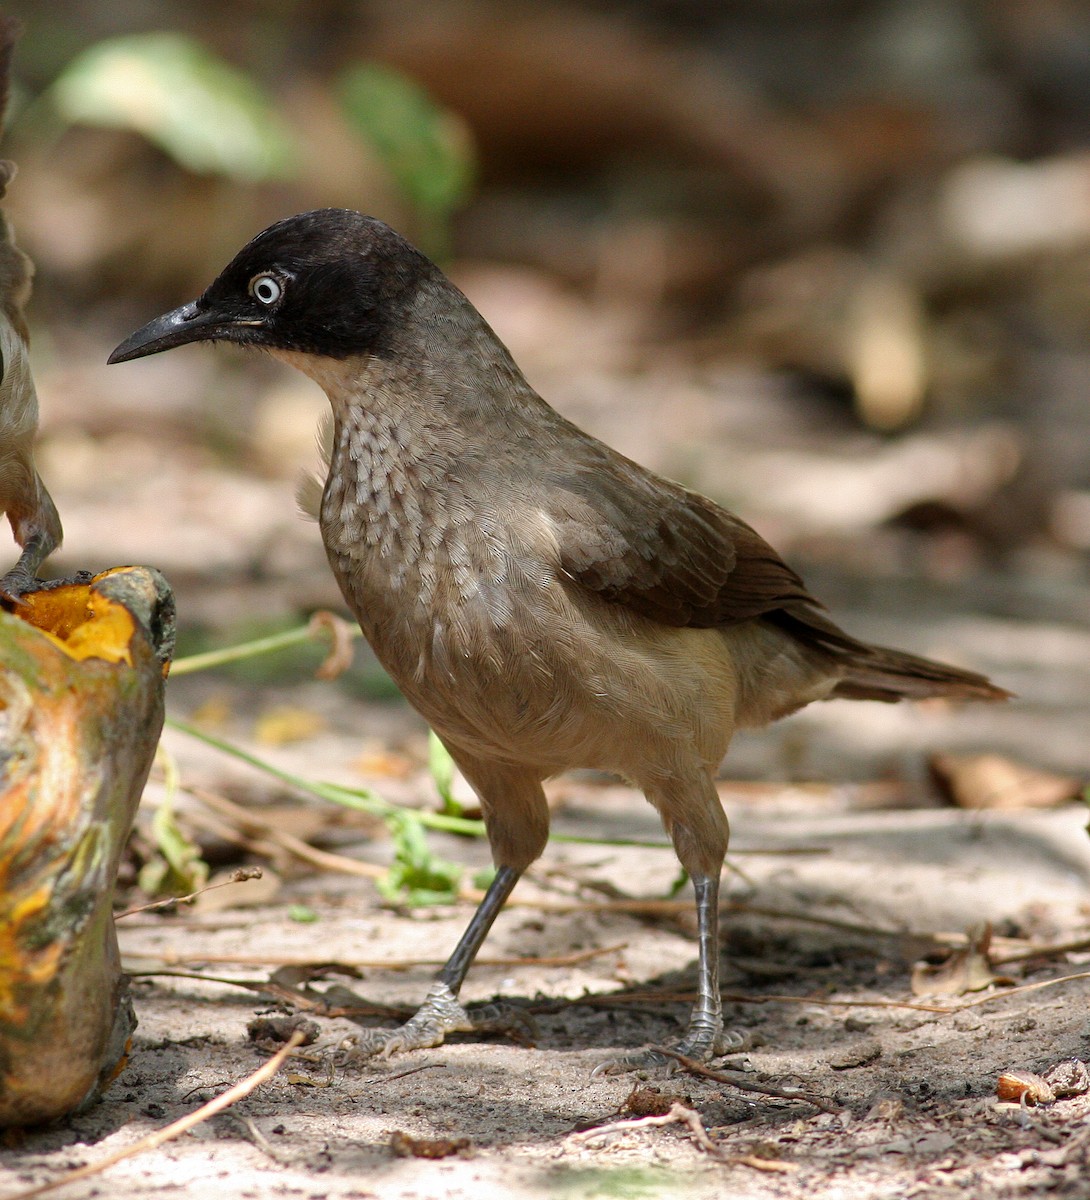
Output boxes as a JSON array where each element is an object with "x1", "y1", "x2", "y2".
[{"x1": 545, "y1": 449, "x2": 819, "y2": 629}]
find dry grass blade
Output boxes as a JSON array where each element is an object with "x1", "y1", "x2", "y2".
[
  {"x1": 123, "y1": 942, "x2": 628, "y2": 972},
  {"x1": 186, "y1": 785, "x2": 386, "y2": 879},
  {"x1": 2, "y1": 1031, "x2": 307, "y2": 1200}
]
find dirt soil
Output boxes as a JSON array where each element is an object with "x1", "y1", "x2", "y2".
[{"x1": 3, "y1": 686, "x2": 1090, "y2": 1200}]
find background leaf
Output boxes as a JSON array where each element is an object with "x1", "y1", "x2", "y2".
[
  {"x1": 338, "y1": 62, "x2": 474, "y2": 253},
  {"x1": 376, "y1": 812, "x2": 463, "y2": 907},
  {"x1": 49, "y1": 33, "x2": 296, "y2": 181},
  {"x1": 428, "y1": 728, "x2": 462, "y2": 817}
]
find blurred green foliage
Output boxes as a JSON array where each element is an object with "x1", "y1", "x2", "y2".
[
  {"x1": 338, "y1": 62, "x2": 475, "y2": 255},
  {"x1": 376, "y1": 811, "x2": 463, "y2": 908},
  {"x1": 138, "y1": 741, "x2": 210, "y2": 898},
  {"x1": 40, "y1": 31, "x2": 475, "y2": 250},
  {"x1": 139, "y1": 791, "x2": 210, "y2": 897},
  {"x1": 48, "y1": 33, "x2": 295, "y2": 181},
  {"x1": 428, "y1": 728, "x2": 463, "y2": 817}
]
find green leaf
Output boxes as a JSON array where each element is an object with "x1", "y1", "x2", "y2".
[
  {"x1": 49, "y1": 33, "x2": 296, "y2": 180},
  {"x1": 288, "y1": 903, "x2": 319, "y2": 924},
  {"x1": 139, "y1": 796, "x2": 209, "y2": 898},
  {"x1": 428, "y1": 728, "x2": 462, "y2": 817},
  {"x1": 666, "y1": 866, "x2": 689, "y2": 899},
  {"x1": 376, "y1": 812, "x2": 462, "y2": 907},
  {"x1": 337, "y1": 62, "x2": 474, "y2": 250}
]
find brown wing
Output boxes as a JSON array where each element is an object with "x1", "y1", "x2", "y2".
[
  {"x1": 544, "y1": 446, "x2": 831, "y2": 630},
  {"x1": 542, "y1": 445, "x2": 1008, "y2": 702}
]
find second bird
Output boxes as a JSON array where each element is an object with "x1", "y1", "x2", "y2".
[{"x1": 110, "y1": 209, "x2": 1008, "y2": 1070}]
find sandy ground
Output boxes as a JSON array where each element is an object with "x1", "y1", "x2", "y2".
[{"x1": 3, "y1": 679, "x2": 1090, "y2": 1200}]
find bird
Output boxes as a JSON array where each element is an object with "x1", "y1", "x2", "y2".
[
  {"x1": 0, "y1": 15, "x2": 62, "y2": 602},
  {"x1": 109, "y1": 208, "x2": 1008, "y2": 1070}
]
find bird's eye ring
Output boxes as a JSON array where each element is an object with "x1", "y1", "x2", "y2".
[{"x1": 249, "y1": 273, "x2": 283, "y2": 306}]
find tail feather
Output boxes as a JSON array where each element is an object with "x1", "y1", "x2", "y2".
[
  {"x1": 768, "y1": 602, "x2": 1010, "y2": 704},
  {"x1": 832, "y1": 644, "x2": 1011, "y2": 704}
]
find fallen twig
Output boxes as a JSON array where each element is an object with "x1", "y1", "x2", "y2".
[
  {"x1": 116, "y1": 968, "x2": 409, "y2": 1019},
  {"x1": 498, "y1": 896, "x2": 927, "y2": 946},
  {"x1": 721, "y1": 1153, "x2": 800, "y2": 1174},
  {"x1": 570, "y1": 1100, "x2": 715, "y2": 1149},
  {"x1": 125, "y1": 961, "x2": 1084, "y2": 1028},
  {"x1": 2, "y1": 1032, "x2": 306, "y2": 1200},
  {"x1": 569, "y1": 1100, "x2": 798, "y2": 1170},
  {"x1": 659, "y1": 1048, "x2": 840, "y2": 1114},
  {"x1": 115, "y1": 867, "x2": 265, "y2": 918},
  {"x1": 374, "y1": 1062, "x2": 448, "y2": 1083},
  {"x1": 949, "y1": 968, "x2": 1090, "y2": 1011},
  {"x1": 536, "y1": 987, "x2": 956, "y2": 1016},
  {"x1": 228, "y1": 1112, "x2": 291, "y2": 1164},
  {"x1": 990, "y1": 934, "x2": 1090, "y2": 966}
]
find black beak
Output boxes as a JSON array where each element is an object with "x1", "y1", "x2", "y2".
[{"x1": 108, "y1": 301, "x2": 261, "y2": 364}]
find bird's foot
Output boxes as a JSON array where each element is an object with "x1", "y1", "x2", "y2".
[
  {"x1": 0, "y1": 565, "x2": 37, "y2": 607},
  {"x1": 336, "y1": 981, "x2": 536, "y2": 1063},
  {"x1": 592, "y1": 1026, "x2": 745, "y2": 1077},
  {"x1": 0, "y1": 568, "x2": 91, "y2": 608}
]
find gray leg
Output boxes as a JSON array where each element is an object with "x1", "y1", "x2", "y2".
[
  {"x1": 344, "y1": 865, "x2": 523, "y2": 1059},
  {"x1": 673, "y1": 869, "x2": 740, "y2": 1059},
  {"x1": 595, "y1": 767, "x2": 741, "y2": 1073},
  {"x1": 592, "y1": 867, "x2": 739, "y2": 1075}
]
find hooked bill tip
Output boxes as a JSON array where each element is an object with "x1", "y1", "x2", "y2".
[{"x1": 107, "y1": 301, "x2": 225, "y2": 365}]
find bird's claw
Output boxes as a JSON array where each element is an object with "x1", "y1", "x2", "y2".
[
  {"x1": 0, "y1": 567, "x2": 90, "y2": 608},
  {"x1": 335, "y1": 981, "x2": 536, "y2": 1064},
  {"x1": 592, "y1": 1027, "x2": 745, "y2": 1077},
  {"x1": 0, "y1": 569, "x2": 36, "y2": 608},
  {"x1": 459, "y1": 999, "x2": 537, "y2": 1045}
]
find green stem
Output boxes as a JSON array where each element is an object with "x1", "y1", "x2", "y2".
[
  {"x1": 166, "y1": 716, "x2": 484, "y2": 835},
  {"x1": 166, "y1": 716, "x2": 675, "y2": 850},
  {"x1": 170, "y1": 623, "x2": 358, "y2": 676}
]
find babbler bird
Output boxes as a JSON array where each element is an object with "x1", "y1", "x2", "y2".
[
  {"x1": 110, "y1": 209, "x2": 1007, "y2": 1069},
  {"x1": 0, "y1": 16, "x2": 61, "y2": 600}
]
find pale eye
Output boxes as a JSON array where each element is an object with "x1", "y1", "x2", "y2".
[{"x1": 249, "y1": 273, "x2": 283, "y2": 305}]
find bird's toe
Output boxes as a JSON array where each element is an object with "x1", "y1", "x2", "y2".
[
  {"x1": 334, "y1": 981, "x2": 534, "y2": 1064},
  {"x1": 592, "y1": 1028, "x2": 746, "y2": 1077}
]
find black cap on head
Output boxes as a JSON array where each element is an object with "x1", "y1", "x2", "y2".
[{"x1": 108, "y1": 209, "x2": 434, "y2": 365}]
